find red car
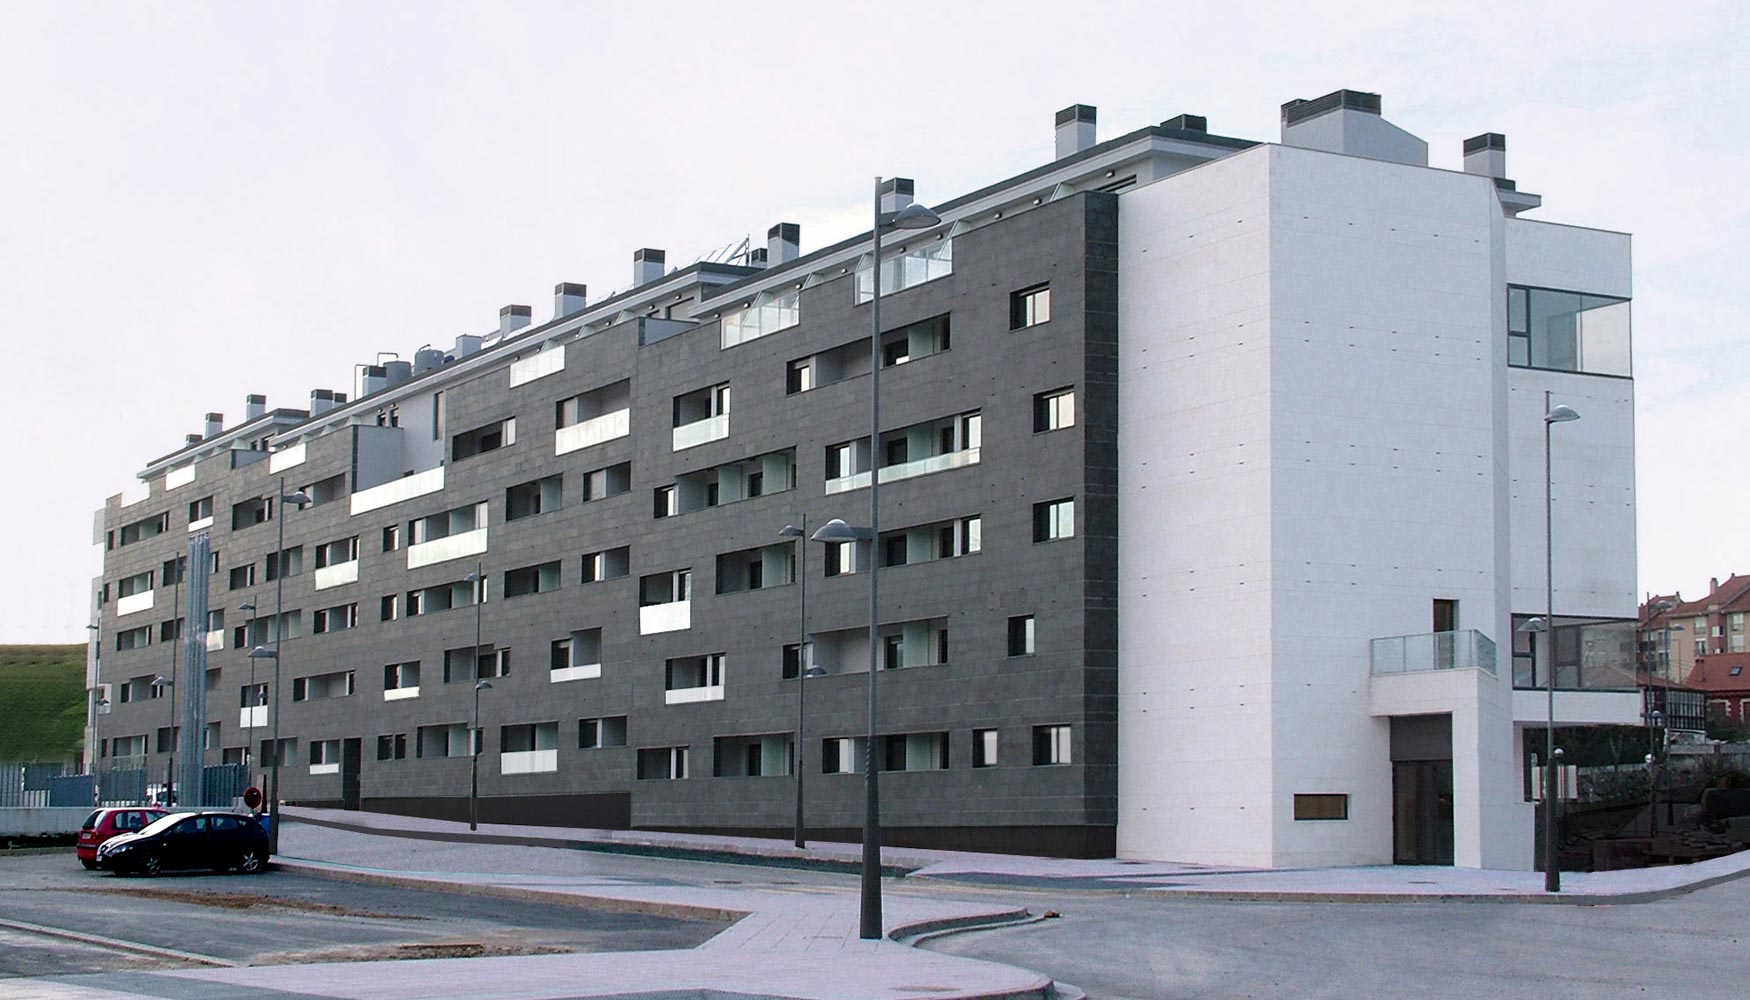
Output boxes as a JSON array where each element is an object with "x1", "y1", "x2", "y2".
[{"x1": 76, "y1": 808, "x2": 170, "y2": 869}]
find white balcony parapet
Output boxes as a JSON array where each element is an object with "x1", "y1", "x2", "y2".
[
  {"x1": 407, "y1": 526, "x2": 488, "y2": 569},
  {"x1": 825, "y1": 447, "x2": 981, "y2": 495},
  {"x1": 639, "y1": 600, "x2": 691, "y2": 636},
  {"x1": 239, "y1": 706, "x2": 267, "y2": 729},
  {"x1": 383, "y1": 686, "x2": 420, "y2": 701},
  {"x1": 501, "y1": 749, "x2": 559, "y2": 775},
  {"x1": 351, "y1": 466, "x2": 444, "y2": 516},
  {"x1": 309, "y1": 763, "x2": 340, "y2": 776},
  {"x1": 672, "y1": 413, "x2": 730, "y2": 451},
  {"x1": 1370, "y1": 629, "x2": 1497, "y2": 676},
  {"x1": 116, "y1": 591, "x2": 155, "y2": 617},
  {"x1": 555, "y1": 409, "x2": 631, "y2": 455},
  {"x1": 313, "y1": 560, "x2": 360, "y2": 590},
  {"x1": 268, "y1": 442, "x2": 307, "y2": 474},
  {"x1": 205, "y1": 629, "x2": 225, "y2": 653},
  {"x1": 665, "y1": 684, "x2": 725, "y2": 705},
  {"x1": 509, "y1": 348, "x2": 566, "y2": 388},
  {"x1": 550, "y1": 663, "x2": 603, "y2": 683},
  {"x1": 165, "y1": 465, "x2": 195, "y2": 490},
  {"x1": 188, "y1": 516, "x2": 214, "y2": 533}
]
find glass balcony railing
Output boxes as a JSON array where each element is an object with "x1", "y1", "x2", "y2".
[{"x1": 1371, "y1": 629, "x2": 1497, "y2": 676}]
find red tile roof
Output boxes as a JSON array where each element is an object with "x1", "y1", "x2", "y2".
[{"x1": 1685, "y1": 653, "x2": 1750, "y2": 694}]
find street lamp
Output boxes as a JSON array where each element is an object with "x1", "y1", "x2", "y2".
[
  {"x1": 1647, "y1": 709, "x2": 1665, "y2": 837},
  {"x1": 1536, "y1": 394, "x2": 1580, "y2": 891},
  {"x1": 152, "y1": 674, "x2": 174, "y2": 805},
  {"x1": 779, "y1": 520, "x2": 811, "y2": 848},
  {"x1": 472, "y1": 679, "x2": 493, "y2": 831},
  {"x1": 262, "y1": 480, "x2": 311, "y2": 854},
  {"x1": 85, "y1": 622, "x2": 102, "y2": 776},
  {"x1": 92, "y1": 694, "x2": 110, "y2": 804},
  {"x1": 240, "y1": 600, "x2": 259, "y2": 767}
]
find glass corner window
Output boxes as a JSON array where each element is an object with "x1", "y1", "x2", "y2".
[{"x1": 1507, "y1": 285, "x2": 1631, "y2": 378}]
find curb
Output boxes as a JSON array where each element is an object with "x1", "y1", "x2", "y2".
[
  {"x1": 888, "y1": 907, "x2": 1034, "y2": 944},
  {"x1": 274, "y1": 858, "x2": 747, "y2": 925},
  {"x1": 0, "y1": 916, "x2": 240, "y2": 967},
  {"x1": 286, "y1": 812, "x2": 918, "y2": 878},
  {"x1": 1130, "y1": 861, "x2": 1750, "y2": 906}
]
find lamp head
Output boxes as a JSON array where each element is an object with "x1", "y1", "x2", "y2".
[
  {"x1": 239, "y1": 602, "x2": 256, "y2": 612},
  {"x1": 1517, "y1": 617, "x2": 1548, "y2": 633},
  {"x1": 1651, "y1": 599, "x2": 1674, "y2": 614},
  {"x1": 810, "y1": 518, "x2": 871, "y2": 543},
  {"x1": 1544, "y1": 404, "x2": 1580, "y2": 424},
  {"x1": 152, "y1": 675, "x2": 172, "y2": 686},
  {"x1": 778, "y1": 524, "x2": 804, "y2": 539},
  {"x1": 248, "y1": 645, "x2": 278, "y2": 660},
  {"x1": 888, "y1": 202, "x2": 942, "y2": 230},
  {"x1": 804, "y1": 666, "x2": 828, "y2": 678},
  {"x1": 475, "y1": 679, "x2": 493, "y2": 692},
  {"x1": 283, "y1": 490, "x2": 313, "y2": 505}
]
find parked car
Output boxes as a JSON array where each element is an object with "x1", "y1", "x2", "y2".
[
  {"x1": 94, "y1": 810, "x2": 270, "y2": 877},
  {"x1": 75, "y1": 807, "x2": 170, "y2": 869}
]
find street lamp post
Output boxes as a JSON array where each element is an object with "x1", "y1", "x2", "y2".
[
  {"x1": 466, "y1": 563, "x2": 487, "y2": 832},
  {"x1": 848, "y1": 178, "x2": 942, "y2": 940},
  {"x1": 1541, "y1": 394, "x2": 1580, "y2": 891},
  {"x1": 779, "y1": 520, "x2": 811, "y2": 848},
  {"x1": 85, "y1": 622, "x2": 101, "y2": 782},
  {"x1": 1647, "y1": 709, "x2": 1665, "y2": 837},
  {"x1": 166, "y1": 561, "x2": 181, "y2": 805},
  {"x1": 254, "y1": 478, "x2": 311, "y2": 856},
  {"x1": 240, "y1": 599, "x2": 259, "y2": 768},
  {"x1": 153, "y1": 674, "x2": 173, "y2": 805},
  {"x1": 472, "y1": 679, "x2": 492, "y2": 831}
]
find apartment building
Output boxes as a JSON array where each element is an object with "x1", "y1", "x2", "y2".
[{"x1": 88, "y1": 90, "x2": 1643, "y2": 868}]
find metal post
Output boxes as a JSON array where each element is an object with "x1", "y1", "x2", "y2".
[
  {"x1": 167, "y1": 566, "x2": 179, "y2": 805},
  {"x1": 793, "y1": 514, "x2": 808, "y2": 849},
  {"x1": 246, "y1": 596, "x2": 258, "y2": 770},
  {"x1": 471, "y1": 561, "x2": 484, "y2": 832},
  {"x1": 269, "y1": 477, "x2": 287, "y2": 855},
  {"x1": 1543, "y1": 390, "x2": 1560, "y2": 893},
  {"x1": 861, "y1": 176, "x2": 885, "y2": 940}
]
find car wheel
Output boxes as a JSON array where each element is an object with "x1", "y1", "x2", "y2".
[
  {"x1": 139, "y1": 853, "x2": 162, "y2": 877},
  {"x1": 237, "y1": 849, "x2": 266, "y2": 875},
  {"x1": 80, "y1": 858, "x2": 96, "y2": 870}
]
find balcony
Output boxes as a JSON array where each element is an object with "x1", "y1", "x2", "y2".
[
  {"x1": 188, "y1": 515, "x2": 215, "y2": 533},
  {"x1": 351, "y1": 466, "x2": 445, "y2": 516},
  {"x1": 204, "y1": 629, "x2": 225, "y2": 653},
  {"x1": 309, "y1": 763, "x2": 339, "y2": 776},
  {"x1": 116, "y1": 591, "x2": 155, "y2": 617},
  {"x1": 383, "y1": 686, "x2": 420, "y2": 702},
  {"x1": 313, "y1": 560, "x2": 359, "y2": 590},
  {"x1": 665, "y1": 684, "x2": 724, "y2": 705},
  {"x1": 1371, "y1": 630, "x2": 1497, "y2": 676},
  {"x1": 825, "y1": 447, "x2": 981, "y2": 495},
  {"x1": 239, "y1": 706, "x2": 267, "y2": 729},
  {"x1": 407, "y1": 526, "x2": 488, "y2": 569},
  {"x1": 508, "y1": 348, "x2": 565, "y2": 388},
  {"x1": 550, "y1": 662, "x2": 601, "y2": 683},
  {"x1": 672, "y1": 413, "x2": 730, "y2": 451},
  {"x1": 501, "y1": 749, "x2": 559, "y2": 775},
  {"x1": 165, "y1": 465, "x2": 196, "y2": 490},
  {"x1": 640, "y1": 600, "x2": 691, "y2": 636},
  {"x1": 555, "y1": 409, "x2": 630, "y2": 455},
  {"x1": 268, "y1": 442, "x2": 307, "y2": 474}
]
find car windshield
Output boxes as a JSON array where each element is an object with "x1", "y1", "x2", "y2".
[{"x1": 137, "y1": 812, "x2": 197, "y2": 837}]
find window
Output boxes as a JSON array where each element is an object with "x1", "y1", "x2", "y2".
[
  {"x1": 1506, "y1": 285, "x2": 1631, "y2": 377},
  {"x1": 188, "y1": 495, "x2": 214, "y2": 524},
  {"x1": 1033, "y1": 498, "x2": 1075, "y2": 542},
  {"x1": 653, "y1": 485, "x2": 677, "y2": 519},
  {"x1": 1033, "y1": 387, "x2": 1076, "y2": 432},
  {"x1": 854, "y1": 237, "x2": 953, "y2": 303},
  {"x1": 311, "y1": 604, "x2": 357, "y2": 634},
  {"x1": 665, "y1": 653, "x2": 725, "y2": 701},
  {"x1": 115, "y1": 626, "x2": 151, "y2": 651},
  {"x1": 314, "y1": 537, "x2": 359, "y2": 570},
  {"x1": 880, "y1": 732, "x2": 949, "y2": 771},
  {"x1": 380, "y1": 594, "x2": 400, "y2": 622},
  {"x1": 116, "y1": 570, "x2": 153, "y2": 599},
  {"x1": 1010, "y1": 284, "x2": 1051, "y2": 329},
  {"x1": 781, "y1": 642, "x2": 815, "y2": 680},
  {"x1": 579, "y1": 716, "x2": 628, "y2": 749},
  {"x1": 452, "y1": 417, "x2": 517, "y2": 462},
  {"x1": 720, "y1": 288, "x2": 801, "y2": 349},
  {"x1": 503, "y1": 561, "x2": 562, "y2": 598},
  {"x1": 822, "y1": 737, "x2": 863, "y2": 775},
  {"x1": 506, "y1": 475, "x2": 563, "y2": 521},
  {"x1": 1032, "y1": 724, "x2": 1071, "y2": 766},
  {"x1": 823, "y1": 539, "x2": 864, "y2": 577},
  {"x1": 117, "y1": 512, "x2": 171, "y2": 546},
  {"x1": 550, "y1": 628, "x2": 601, "y2": 681},
  {"x1": 382, "y1": 524, "x2": 401, "y2": 552},
  {"x1": 972, "y1": 729, "x2": 998, "y2": 768},
  {"x1": 231, "y1": 497, "x2": 273, "y2": 531},
  {"x1": 581, "y1": 546, "x2": 630, "y2": 583},
  {"x1": 291, "y1": 670, "x2": 354, "y2": 702},
  {"x1": 1009, "y1": 616, "x2": 1036, "y2": 656},
  {"x1": 636, "y1": 746, "x2": 688, "y2": 780},
  {"x1": 583, "y1": 462, "x2": 632, "y2": 501},
  {"x1": 445, "y1": 646, "x2": 508, "y2": 683},
  {"x1": 785, "y1": 359, "x2": 814, "y2": 394},
  {"x1": 383, "y1": 661, "x2": 419, "y2": 693},
  {"x1": 376, "y1": 734, "x2": 407, "y2": 761},
  {"x1": 158, "y1": 619, "x2": 183, "y2": 642},
  {"x1": 1293, "y1": 794, "x2": 1350, "y2": 821},
  {"x1": 265, "y1": 546, "x2": 303, "y2": 581},
  {"x1": 227, "y1": 564, "x2": 254, "y2": 590}
]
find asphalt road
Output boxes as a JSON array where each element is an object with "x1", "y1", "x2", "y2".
[
  {"x1": 0, "y1": 851, "x2": 717, "y2": 976},
  {"x1": 922, "y1": 877, "x2": 1750, "y2": 1000}
]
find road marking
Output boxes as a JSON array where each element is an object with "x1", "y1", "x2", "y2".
[{"x1": 0, "y1": 917, "x2": 240, "y2": 968}]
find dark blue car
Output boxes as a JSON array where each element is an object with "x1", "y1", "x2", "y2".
[{"x1": 94, "y1": 810, "x2": 270, "y2": 877}]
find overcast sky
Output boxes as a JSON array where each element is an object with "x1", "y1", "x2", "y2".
[{"x1": 1, "y1": 1, "x2": 1745, "y2": 644}]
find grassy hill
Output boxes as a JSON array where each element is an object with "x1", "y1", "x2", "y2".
[{"x1": 0, "y1": 645, "x2": 87, "y2": 762}]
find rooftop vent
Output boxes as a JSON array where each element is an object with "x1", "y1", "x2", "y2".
[
  {"x1": 244, "y1": 394, "x2": 266, "y2": 421},
  {"x1": 309, "y1": 389, "x2": 347, "y2": 416},
  {"x1": 1055, "y1": 104, "x2": 1097, "y2": 159},
  {"x1": 634, "y1": 248, "x2": 666, "y2": 287},
  {"x1": 1463, "y1": 132, "x2": 1507, "y2": 179},
  {"x1": 1161, "y1": 114, "x2": 1207, "y2": 133},
  {"x1": 184, "y1": 433, "x2": 201, "y2": 445},
  {"x1": 499, "y1": 304, "x2": 532, "y2": 338},
  {"x1": 203, "y1": 413, "x2": 223, "y2": 438},
  {"x1": 878, "y1": 178, "x2": 914, "y2": 214},
  {"x1": 554, "y1": 282, "x2": 588, "y2": 320},
  {"x1": 768, "y1": 223, "x2": 800, "y2": 266},
  {"x1": 1280, "y1": 89, "x2": 1427, "y2": 167},
  {"x1": 452, "y1": 335, "x2": 483, "y2": 359}
]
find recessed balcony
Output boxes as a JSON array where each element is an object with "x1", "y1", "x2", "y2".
[
  {"x1": 1370, "y1": 629, "x2": 1497, "y2": 676},
  {"x1": 556, "y1": 409, "x2": 630, "y2": 455}
]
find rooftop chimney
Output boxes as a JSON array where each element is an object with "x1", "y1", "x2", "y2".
[
  {"x1": 1055, "y1": 104, "x2": 1097, "y2": 159},
  {"x1": 1463, "y1": 132, "x2": 1507, "y2": 179},
  {"x1": 768, "y1": 223, "x2": 800, "y2": 266},
  {"x1": 499, "y1": 304, "x2": 532, "y2": 338},
  {"x1": 634, "y1": 248, "x2": 666, "y2": 287},
  {"x1": 185, "y1": 433, "x2": 201, "y2": 446},
  {"x1": 453, "y1": 334, "x2": 483, "y2": 359},
  {"x1": 203, "y1": 413, "x2": 223, "y2": 438},
  {"x1": 245, "y1": 394, "x2": 266, "y2": 421},
  {"x1": 310, "y1": 389, "x2": 338, "y2": 416},
  {"x1": 1281, "y1": 89, "x2": 1427, "y2": 167},
  {"x1": 355, "y1": 364, "x2": 388, "y2": 399},
  {"x1": 1161, "y1": 114, "x2": 1207, "y2": 132},
  {"x1": 747, "y1": 247, "x2": 768, "y2": 267},
  {"x1": 554, "y1": 282, "x2": 588, "y2": 320},
  {"x1": 878, "y1": 178, "x2": 913, "y2": 215}
]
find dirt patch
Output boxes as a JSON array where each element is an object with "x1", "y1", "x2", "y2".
[
  {"x1": 91, "y1": 886, "x2": 413, "y2": 921},
  {"x1": 255, "y1": 941, "x2": 572, "y2": 965}
]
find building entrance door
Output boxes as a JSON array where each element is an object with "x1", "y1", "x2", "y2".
[
  {"x1": 1393, "y1": 759, "x2": 1454, "y2": 865},
  {"x1": 341, "y1": 738, "x2": 362, "y2": 811}
]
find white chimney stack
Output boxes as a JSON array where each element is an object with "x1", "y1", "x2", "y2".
[
  {"x1": 878, "y1": 178, "x2": 913, "y2": 215},
  {"x1": 554, "y1": 282, "x2": 588, "y2": 320},
  {"x1": 767, "y1": 223, "x2": 800, "y2": 266},
  {"x1": 1055, "y1": 104, "x2": 1097, "y2": 159},
  {"x1": 499, "y1": 304, "x2": 531, "y2": 337},
  {"x1": 203, "y1": 412, "x2": 223, "y2": 438},
  {"x1": 1280, "y1": 89, "x2": 1428, "y2": 167},
  {"x1": 1463, "y1": 133, "x2": 1507, "y2": 179},
  {"x1": 633, "y1": 248, "x2": 666, "y2": 287},
  {"x1": 244, "y1": 394, "x2": 266, "y2": 420},
  {"x1": 309, "y1": 389, "x2": 346, "y2": 416}
]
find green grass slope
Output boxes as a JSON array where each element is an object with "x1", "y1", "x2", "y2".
[{"x1": 0, "y1": 644, "x2": 87, "y2": 762}]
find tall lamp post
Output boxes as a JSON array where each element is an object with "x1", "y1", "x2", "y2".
[
  {"x1": 166, "y1": 558, "x2": 181, "y2": 805},
  {"x1": 250, "y1": 478, "x2": 311, "y2": 856},
  {"x1": 1539, "y1": 394, "x2": 1581, "y2": 891},
  {"x1": 466, "y1": 563, "x2": 487, "y2": 831},
  {"x1": 240, "y1": 599, "x2": 259, "y2": 767},
  {"x1": 153, "y1": 674, "x2": 174, "y2": 805},
  {"x1": 85, "y1": 622, "x2": 101, "y2": 778},
  {"x1": 472, "y1": 679, "x2": 492, "y2": 831},
  {"x1": 1647, "y1": 709, "x2": 1665, "y2": 836},
  {"x1": 780, "y1": 519, "x2": 829, "y2": 848}
]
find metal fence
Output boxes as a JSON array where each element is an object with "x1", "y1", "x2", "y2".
[{"x1": 1, "y1": 761, "x2": 249, "y2": 809}]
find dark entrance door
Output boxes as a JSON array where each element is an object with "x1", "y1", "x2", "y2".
[
  {"x1": 1393, "y1": 759, "x2": 1455, "y2": 864},
  {"x1": 341, "y1": 738, "x2": 362, "y2": 811}
]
